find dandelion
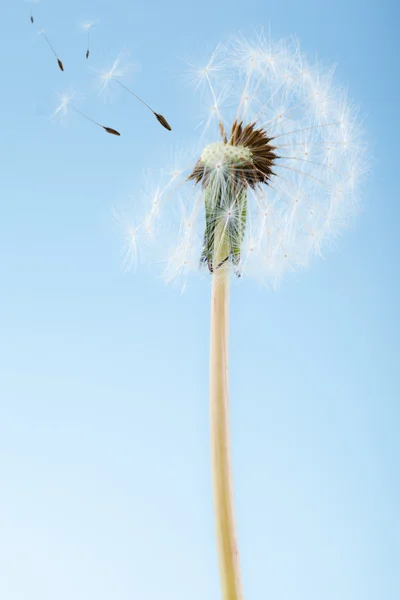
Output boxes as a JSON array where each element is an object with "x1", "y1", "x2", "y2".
[
  {"x1": 39, "y1": 29, "x2": 64, "y2": 71},
  {"x1": 51, "y1": 91, "x2": 120, "y2": 136},
  {"x1": 120, "y1": 31, "x2": 367, "y2": 600},
  {"x1": 79, "y1": 18, "x2": 99, "y2": 59}
]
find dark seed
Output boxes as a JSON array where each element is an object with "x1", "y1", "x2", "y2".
[
  {"x1": 86, "y1": 49, "x2": 90, "y2": 59},
  {"x1": 57, "y1": 59, "x2": 64, "y2": 71},
  {"x1": 103, "y1": 127, "x2": 121, "y2": 136},
  {"x1": 30, "y1": 16, "x2": 34, "y2": 24},
  {"x1": 154, "y1": 113, "x2": 172, "y2": 131}
]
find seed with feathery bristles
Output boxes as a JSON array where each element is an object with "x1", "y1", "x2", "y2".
[{"x1": 80, "y1": 19, "x2": 98, "y2": 60}]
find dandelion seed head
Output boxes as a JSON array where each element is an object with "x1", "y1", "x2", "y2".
[{"x1": 121, "y1": 31, "x2": 367, "y2": 286}]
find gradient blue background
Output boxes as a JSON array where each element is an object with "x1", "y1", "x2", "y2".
[{"x1": 0, "y1": 1, "x2": 398, "y2": 599}]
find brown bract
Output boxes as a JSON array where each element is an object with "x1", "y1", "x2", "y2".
[{"x1": 189, "y1": 120, "x2": 278, "y2": 188}]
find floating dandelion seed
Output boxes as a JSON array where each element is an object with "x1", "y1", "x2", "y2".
[
  {"x1": 119, "y1": 31, "x2": 368, "y2": 600},
  {"x1": 93, "y1": 53, "x2": 170, "y2": 129},
  {"x1": 80, "y1": 19, "x2": 98, "y2": 59},
  {"x1": 39, "y1": 29, "x2": 64, "y2": 71},
  {"x1": 115, "y1": 80, "x2": 172, "y2": 131},
  {"x1": 52, "y1": 92, "x2": 120, "y2": 136}
]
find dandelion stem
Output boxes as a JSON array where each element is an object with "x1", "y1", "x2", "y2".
[{"x1": 210, "y1": 230, "x2": 243, "y2": 600}]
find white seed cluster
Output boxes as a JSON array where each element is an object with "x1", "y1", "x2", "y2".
[
  {"x1": 201, "y1": 142, "x2": 253, "y2": 168},
  {"x1": 124, "y1": 32, "x2": 367, "y2": 286}
]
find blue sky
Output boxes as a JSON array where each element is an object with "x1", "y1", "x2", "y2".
[{"x1": 0, "y1": 1, "x2": 398, "y2": 599}]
